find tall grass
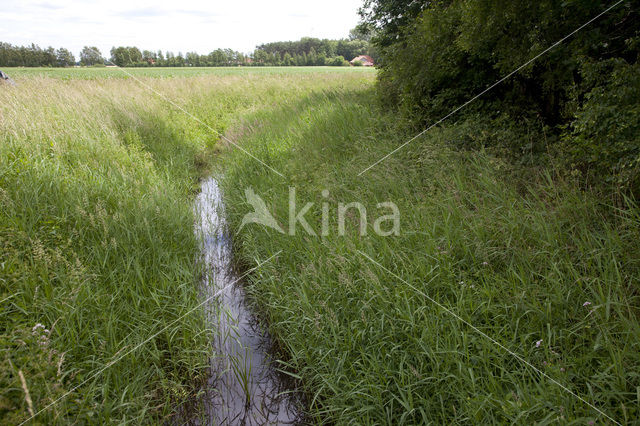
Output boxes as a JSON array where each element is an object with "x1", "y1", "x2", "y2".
[
  {"x1": 4, "y1": 66, "x2": 637, "y2": 424},
  {"x1": 0, "y1": 69, "x2": 375, "y2": 423},
  {"x1": 220, "y1": 86, "x2": 640, "y2": 423},
  {"x1": 3, "y1": 66, "x2": 375, "y2": 80}
]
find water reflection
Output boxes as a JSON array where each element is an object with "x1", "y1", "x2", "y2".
[{"x1": 191, "y1": 177, "x2": 302, "y2": 425}]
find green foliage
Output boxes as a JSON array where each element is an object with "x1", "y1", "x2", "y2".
[
  {"x1": 2, "y1": 28, "x2": 372, "y2": 69},
  {"x1": 362, "y1": 0, "x2": 640, "y2": 192},
  {"x1": 219, "y1": 78, "x2": 640, "y2": 424},
  {"x1": 4, "y1": 59, "x2": 639, "y2": 425},
  {"x1": 327, "y1": 55, "x2": 350, "y2": 66},
  {"x1": 109, "y1": 46, "x2": 142, "y2": 67},
  {"x1": 349, "y1": 24, "x2": 373, "y2": 42},
  {"x1": 0, "y1": 42, "x2": 57, "y2": 67},
  {"x1": 562, "y1": 60, "x2": 640, "y2": 194},
  {"x1": 359, "y1": 0, "x2": 428, "y2": 47},
  {"x1": 255, "y1": 34, "x2": 372, "y2": 64},
  {"x1": 79, "y1": 46, "x2": 102, "y2": 66},
  {"x1": 55, "y1": 48, "x2": 75, "y2": 67}
]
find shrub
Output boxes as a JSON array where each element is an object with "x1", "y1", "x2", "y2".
[
  {"x1": 562, "y1": 60, "x2": 640, "y2": 195},
  {"x1": 361, "y1": 0, "x2": 640, "y2": 192},
  {"x1": 328, "y1": 56, "x2": 349, "y2": 66}
]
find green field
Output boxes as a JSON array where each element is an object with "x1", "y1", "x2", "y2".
[
  {"x1": 2, "y1": 66, "x2": 374, "y2": 80},
  {"x1": 1, "y1": 67, "x2": 639, "y2": 424},
  {"x1": 0, "y1": 68, "x2": 374, "y2": 423}
]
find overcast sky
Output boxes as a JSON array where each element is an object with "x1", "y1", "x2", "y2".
[{"x1": 1, "y1": 0, "x2": 364, "y2": 56}]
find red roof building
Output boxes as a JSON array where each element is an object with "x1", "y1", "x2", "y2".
[{"x1": 350, "y1": 55, "x2": 374, "y2": 66}]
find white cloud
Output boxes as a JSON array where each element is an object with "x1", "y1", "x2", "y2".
[{"x1": 1, "y1": 0, "x2": 363, "y2": 56}]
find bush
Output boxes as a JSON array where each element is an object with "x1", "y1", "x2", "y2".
[
  {"x1": 562, "y1": 60, "x2": 640, "y2": 195},
  {"x1": 362, "y1": 0, "x2": 640, "y2": 192},
  {"x1": 328, "y1": 56, "x2": 349, "y2": 66}
]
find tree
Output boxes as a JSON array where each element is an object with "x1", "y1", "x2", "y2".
[
  {"x1": 110, "y1": 46, "x2": 142, "y2": 66},
  {"x1": 56, "y1": 48, "x2": 75, "y2": 67},
  {"x1": 186, "y1": 51, "x2": 200, "y2": 66},
  {"x1": 335, "y1": 39, "x2": 368, "y2": 61},
  {"x1": 349, "y1": 25, "x2": 373, "y2": 42},
  {"x1": 142, "y1": 50, "x2": 157, "y2": 65},
  {"x1": 359, "y1": 0, "x2": 427, "y2": 47},
  {"x1": 127, "y1": 47, "x2": 143, "y2": 65},
  {"x1": 0, "y1": 42, "x2": 66, "y2": 67},
  {"x1": 362, "y1": 0, "x2": 640, "y2": 192},
  {"x1": 110, "y1": 47, "x2": 127, "y2": 66},
  {"x1": 43, "y1": 47, "x2": 56, "y2": 67},
  {"x1": 328, "y1": 56, "x2": 349, "y2": 66},
  {"x1": 307, "y1": 48, "x2": 317, "y2": 65},
  {"x1": 254, "y1": 49, "x2": 268, "y2": 65},
  {"x1": 283, "y1": 52, "x2": 293, "y2": 66},
  {"x1": 165, "y1": 51, "x2": 175, "y2": 66},
  {"x1": 80, "y1": 46, "x2": 102, "y2": 66},
  {"x1": 175, "y1": 52, "x2": 185, "y2": 67}
]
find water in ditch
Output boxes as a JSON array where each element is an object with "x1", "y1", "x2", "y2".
[{"x1": 189, "y1": 176, "x2": 302, "y2": 425}]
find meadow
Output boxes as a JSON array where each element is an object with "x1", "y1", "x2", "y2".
[
  {"x1": 0, "y1": 68, "x2": 373, "y2": 423},
  {"x1": 1, "y1": 66, "x2": 639, "y2": 424},
  {"x1": 2, "y1": 66, "x2": 371, "y2": 80}
]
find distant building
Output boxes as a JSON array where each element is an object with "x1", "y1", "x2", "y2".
[{"x1": 350, "y1": 55, "x2": 375, "y2": 67}]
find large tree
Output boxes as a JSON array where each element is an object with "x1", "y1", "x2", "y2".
[
  {"x1": 55, "y1": 48, "x2": 75, "y2": 67},
  {"x1": 110, "y1": 46, "x2": 142, "y2": 66},
  {"x1": 80, "y1": 46, "x2": 102, "y2": 66}
]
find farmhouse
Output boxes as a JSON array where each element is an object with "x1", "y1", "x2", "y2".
[{"x1": 350, "y1": 55, "x2": 374, "y2": 66}]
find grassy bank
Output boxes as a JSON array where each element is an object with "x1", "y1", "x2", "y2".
[
  {"x1": 3, "y1": 65, "x2": 637, "y2": 424},
  {"x1": 0, "y1": 69, "x2": 374, "y2": 423},
  {"x1": 220, "y1": 84, "x2": 640, "y2": 423}
]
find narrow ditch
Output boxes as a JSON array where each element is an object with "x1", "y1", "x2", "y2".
[{"x1": 189, "y1": 176, "x2": 303, "y2": 425}]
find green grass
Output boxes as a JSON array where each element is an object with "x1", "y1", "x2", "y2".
[
  {"x1": 0, "y1": 70, "x2": 375, "y2": 423},
  {"x1": 219, "y1": 85, "x2": 640, "y2": 423},
  {"x1": 2, "y1": 66, "x2": 374, "y2": 80},
  {"x1": 3, "y1": 65, "x2": 639, "y2": 424}
]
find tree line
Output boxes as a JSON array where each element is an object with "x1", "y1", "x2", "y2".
[
  {"x1": 0, "y1": 42, "x2": 76, "y2": 67},
  {"x1": 361, "y1": 0, "x2": 640, "y2": 195},
  {"x1": 0, "y1": 33, "x2": 372, "y2": 68}
]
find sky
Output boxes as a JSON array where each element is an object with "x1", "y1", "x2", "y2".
[{"x1": 1, "y1": 0, "x2": 364, "y2": 56}]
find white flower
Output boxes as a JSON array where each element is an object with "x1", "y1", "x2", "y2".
[{"x1": 32, "y1": 323, "x2": 46, "y2": 334}]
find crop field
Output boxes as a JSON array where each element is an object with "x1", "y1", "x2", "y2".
[
  {"x1": 1, "y1": 65, "x2": 639, "y2": 425},
  {"x1": 2, "y1": 66, "x2": 373, "y2": 80}
]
